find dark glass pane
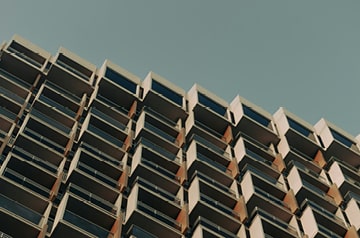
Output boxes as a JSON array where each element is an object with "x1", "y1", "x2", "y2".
[
  {"x1": 152, "y1": 80, "x2": 182, "y2": 106},
  {"x1": 105, "y1": 68, "x2": 137, "y2": 94},
  {"x1": 198, "y1": 92, "x2": 226, "y2": 116}
]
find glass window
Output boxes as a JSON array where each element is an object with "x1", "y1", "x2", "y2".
[
  {"x1": 243, "y1": 105, "x2": 270, "y2": 128},
  {"x1": 330, "y1": 129, "x2": 353, "y2": 147},
  {"x1": 198, "y1": 92, "x2": 227, "y2": 116},
  {"x1": 288, "y1": 118, "x2": 312, "y2": 137},
  {"x1": 151, "y1": 80, "x2": 183, "y2": 106},
  {"x1": 105, "y1": 68, "x2": 137, "y2": 94}
]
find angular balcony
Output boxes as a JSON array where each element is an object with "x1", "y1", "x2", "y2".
[
  {"x1": 65, "y1": 160, "x2": 121, "y2": 204},
  {"x1": 300, "y1": 200, "x2": 348, "y2": 238},
  {"x1": 125, "y1": 225, "x2": 158, "y2": 238},
  {"x1": 274, "y1": 108, "x2": 321, "y2": 158},
  {"x1": 97, "y1": 60, "x2": 141, "y2": 111},
  {"x1": 315, "y1": 119, "x2": 360, "y2": 168},
  {"x1": 278, "y1": 137, "x2": 325, "y2": 173},
  {"x1": 287, "y1": 163, "x2": 339, "y2": 211},
  {"x1": 191, "y1": 217, "x2": 241, "y2": 238},
  {"x1": 188, "y1": 176, "x2": 242, "y2": 233},
  {"x1": 79, "y1": 111, "x2": 129, "y2": 160},
  {"x1": 234, "y1": 136, "x2": 281, "y2": 178},
  {"x1": 328, "y1": 158, "x2": 360, "y2": 197},
  {"x1": 186, "y1": 112, "x2": 232, "y2": 150},
  {"x1": 249, "y1": 208, "x2": 299, "y2": 238},
  {"x1": 134, "y1": 109, "x2": 182, "y2": 154},
  {"x1": 12, "y1": 133, "x2": 64, "y2": 170},
  {"x1": 230, "y1": 95, "x2": 279, "y2": 145},
  {"x1": 124, "y1": 182, "x2": 186, "y2": 238},
  {"x1": 0, "y1": 35, "x2": 49, "y2": 83},
  {"x1": 0, "y1": 93, "x2": 22, "y2": 123},
  {"x1": 130, "y1": 143, "x2": 181, "y2": 195},
  {"x1": 187, "y1": 138, "x2": 235, "y2": 186},
  {"x1": 0, "y1": 68, "x2": 33, "y2": 93},
  {"x1": 0, "y1": 174, "x2": 51, "y2": 238},
  {"x1": 51, "y1": 192, "x2": 120, "y2": 238},
  {"x1": 345, "y1": 192, "x2": 360, "y2": 231},
  {"x1": 141, "y1": 72, "x2": 187, "y2": 122},
  {"x1": 77, "y1": 147, "x2": 127, "y2": 189},
  {"x1": 47, "y1": 49, "x2": 95, "y2": 97}
]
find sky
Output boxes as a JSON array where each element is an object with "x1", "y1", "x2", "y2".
[{"x1": 1, "y1": 1, "x2": 359, "y2": 136}]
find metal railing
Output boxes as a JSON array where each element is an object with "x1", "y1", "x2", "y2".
[
  {"x1": 0, "y1": 68, "x2": 31, "y2": 89},
  {"x1": 136, "y1": 177, "x2": 181, "y2": 205},
  {"x1": 197, "y1": 152, "x2": 232, "y2": 176},
  {"x1": 0, "y1": 86, "x2": 25, "y2": 104},
  {"x1": 193, "y1": 216, "x2": 238, "y2": 238},
  {"x1": 91, "y1": 108, "x2": 128, "y2": 132},
  {"x1": 200, "y1": 193, "x2": 240, "y2": 219},
  {"x1": 7, "y1": 47, "x2": 43, "y2": 68},
  {"x1": 68, "y1": 183, "x2": 117, "y2": 214},
  {"x1": 87, "y1": 124, "x2": 124, "y2": 148},
  {"x1": 77, "y1": 162, "x2": 119, "y2": 188},
  {"x1": 137, "y1": 201, "x2": 181, "y2": 230},
  {"x1": 12, "y1": 146, "x2": 58, "y2": 174},
  {"x1": 23, "y1": 127, "x2": 64, "y2": 154},
  {"x1": 30, "y1": 109, "x2": 72, "y2": 134},
  {"x1": 144, "y1": 121, "x2": 177, "y2": 143},
  {"x1": 194, "y1": 171, "x2": 236, "y2": 197},
  {"x1": 138, "y1": 137, "x2": 180, "y2": 163},
  {"x1": 38, "y1": 94, "x2": 76, "y2": 118},
  {"x1": 80, "y1": 143, "x2": 122, "y2": 167},
  {"x1": 56, "y1": 60, "x2": 90, "y2": 81},
  {"x1": 141, "y1": 158, "x2": 180, "y2": 182},
  {"x1": 192, "y1": 134, "x2": 230, "y2": 159},
  {"x1": 254, "y1": 186, "x2": 290, "y2": 210},
  {"x1": 0, "y1": 107, "x2": 17, "y2": 121},
  {"x1": 3, "y1": 168, "x2": 50, "y2": 198}
]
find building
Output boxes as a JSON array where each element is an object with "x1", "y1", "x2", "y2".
[{"x1": 0, "y1": 34, "x2": 359, "y2": 238}]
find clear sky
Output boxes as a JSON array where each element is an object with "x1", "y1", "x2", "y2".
[{"x1": 1, "y1": 1, "x2": 359, "y2": 136}]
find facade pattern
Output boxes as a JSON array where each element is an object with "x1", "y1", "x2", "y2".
[{"x1": 0, "y1": 35, "x2": 360, "y2": 238}]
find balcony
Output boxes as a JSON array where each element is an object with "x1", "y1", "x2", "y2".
[
  {"x1": 80, "y1": 142, "x2": 123, "y2": 167},
  {"x1": 141, "y1": 73, "x2": 187, "y2": 122},
  {"x1": 2, "y1": 168, "x2": 51, "y2": 198},
  {"x1": 191, "y1": 217, "x2": 239, "y2": 238},
  {"x1": 46, "y1": 51, "x2": 95, "y2": 97},
  {"x1": 135, "y1": 110, "x2": 181, "y2": 153},
  {"x1": 249, "y1": 208, "x2": 298, "y2": 238},
  {"x1": 301, "y1": 201, "x2": 347, "y2": 238},
  {"x1": 274, "y1": 108, "x2": 321, "y2": 157},
  {"x1": 0, "y1": 193, "x2": 47, "y2": 238},
  {"x1": 97, "y1": 63, "x2": 140, "y2": 111},
  {"x1": 125, "y1": 184, "x2": 184, "y2": 238},
  {"x1": 0, "y1": 68, "x2": 32, "y2": 92},
  {"x1": 125, "y1": 225, "x2": 157, "y2": 238},
  {"x1": 328, "y1": 159, "x2": 360, "y2": 197},
  {"x1": 230, "y1": 96, "x2": 279, "y2": 145},
  {"x1": 187, "y1": 139, "x2": 234, "y2": 186}
]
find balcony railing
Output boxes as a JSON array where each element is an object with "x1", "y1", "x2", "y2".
[
  {"x1": 77, "y1": 162, "x2": 119, "y2": 188},
  {"x1": 63, "y1": 210, "x2": 110, "y2": 237},
  {"x1": 143, "y1": 107, "x2": 179, "y2": 129},
  {"x1": 252, "y1": 208, "x2": 297, "y2": 236},
  {"x1": 194, "y1": 216, "x2": 238, "y2": 238},
  {"x1": 80, "y1": 142, "x2": 122, "y2": 167},
  {"x1": 56, "y1": 60, "x2": 90, "y2": 81},
  {"x1": 0, "y1": 193, "x2": 44, "y2": 226},
  {"x1": 318, "y1": 224, "x2": 342, "y2": 238},
  {"x1": 138, "y1": 137, "x2": 180, "y2": 163},
  {"x1": 126, "y1": 225, "x2": 157, "y2": 238},
  {"x1": 292, "y1": 161, "x2": 327, "y2": 184},
  {"x1": 246, "y1": 148, "x2": 275, "y2": 168},
  {"x1": 192, "y1": 134, "x2": 230, "y2": 159},
  {"x1": 0, "y1": 86, "x2": 25, "y2": 104},
  {"x1": 96, "y1": 94, "x2": 130, "y2": 116},
  {"x1": 194, "y1": 171, "x2": 236, "y2": 197},
  {"x1": 0, "y1": 107, "x2": 17, "y2": 121},
  {"x1": 200, "y1": 193, "x2": 240, "y2": 219},
  {"x1": 68, "y1": 183, "x2": 117, "y2": 215},
  {"x1": 194, "y1": 119, "x2": 225, "y2": 141},
  {"x1": 3, "y1": 168, "x2": 50, "y2": 198},
  {"x1": 302, "y1": 180, "x2": 335, "y2": 204},
  {"x1": 30, "y1": 109, "x2": 72, "y2": 134},
  {"x1": 196, "y1": 152, "x2": 232, "y2": 176},
  {"x1": 254, "y1": 186, "x2": 290, "y2": 211},
  {"x1": 7, "y1": 47, "x2": 43, "y2": 68},
  {"x1": 87, "y1": 124, "x2": 124, "y2": 148},
  {"x1": 302, "y1": 200, "x2": 345, "y2": 226},
  {"x1": 44, "y1": 80, "x2": 81, "y2": 103},
  {"x1": 12, "y1": 146, "x2": 58, "y2": 174},
  {"x1": 136, "y1": 178, "x2": 181, "y2": 205},
  {"x1": 0, "y1": 68, "x2": 31, "y2": 89},
  {"x1": 137, "y1": 201, "x2": 181, "y2": 230},
  {"x1": 242, "y1": 165, "x2": 285, "y2": 190},
  {"x1": 144, "y1": 121, "x2": 177, "y2": 144},
  {"x1": 0, "y1": 231, "x2": 13, "y2": 238},
  {"x1": 23, "y1": 128, "x2": 64, "y2": 154},
  {"x1": 141, "y1": 158, "x2": 180, "y2": 183},
  {"x1": 38, "y1": 95, "x2": 76, "y2": 118},
  {"x1": 91, "y1": 108, "x2": 128, "y2": 132}
]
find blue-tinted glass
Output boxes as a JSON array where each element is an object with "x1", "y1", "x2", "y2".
[
  {"x1": 243, "y1": 105, "x2": 270, "y2": 127},
  {"x1": 330, "y1": 129, "x2": 353, "y2": 147},
  {"x1": 151, "y1": 80, "x2": 183, "y2": 106},
  {"x1": 105, "y1": 68, "x2": 137, "y2": 94},
  {"x1": 288, "y1": 118, "x2": 311, "y2": 137},
  {"x1": 198, "y1": 93, "x2": 226, "y2": 116}
]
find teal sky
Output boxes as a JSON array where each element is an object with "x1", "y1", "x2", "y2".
[{"x1": 1, "y1": 1, "x2": 359, "y2": 136}]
